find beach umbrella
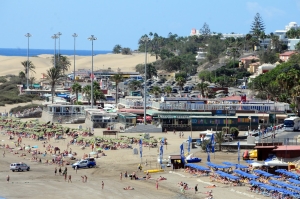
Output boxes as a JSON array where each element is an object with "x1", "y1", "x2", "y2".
[
  {"x1": 96, "y1": 148, "x2": 102, "y2": 151},
  {"x1": 180, "y1": 143, "x2": 185, "y2": 163}
]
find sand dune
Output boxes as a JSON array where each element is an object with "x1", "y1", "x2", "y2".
[{"x1": 0, "y1": 53, "x2": 156, "y2": 79}]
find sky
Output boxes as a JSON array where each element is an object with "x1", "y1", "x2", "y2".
[{"x1": 1, "y1": 0, "x2": 300, "y2": 51}]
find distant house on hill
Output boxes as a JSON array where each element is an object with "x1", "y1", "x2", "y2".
[
  {"x1": 279, "y1": 51, "x2": 297, "y2": 62},
  {"x1": 239, "y1": 55, "x2": 259, "y2": 69}
]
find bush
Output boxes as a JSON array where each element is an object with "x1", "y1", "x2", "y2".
[
  {"x1": 230, "y1": 127, "x2": 239, "y2": 137},
  {"x1": 0, "y1": 77, "x2": 7, "y2": 83},
  {"x1": 10, "y1": 104, "x2": 41, "y2": 114}
]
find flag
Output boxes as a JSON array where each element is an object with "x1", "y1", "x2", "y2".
[
  {"x1": 180, "y1": 143, "x2": 185, "y2": 164},
  {"x1": 206, "y1": 145, "x2": 210, "y2": 162},
  {"x1": 237, "y1": 141, "x2": 240, "y2": 162},
  {"x1": 159, "y1": 138, "x2": 164, "y2": 165},
  {"x1": 139, "y1": 138, "x2": 143, "y2": 158},
  {"x1": 188, "y1": 136, "x2": 192, "y2": 154},
  {"x1": 211, "y1": 133, "x2": 215, "y2": 153},
  {"x1": 90, "y1": 73, "x2": 96, "y2": 81}
]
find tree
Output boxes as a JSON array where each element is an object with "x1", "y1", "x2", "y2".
[
  {"x1": 111, "y1": 73, "x2": 123, "y2": 104},
  {"x1": 215, "y1": 131, "x2": 224, "y2": 151},
  {"x1": 71, "y1": 82, "x2": 82, "y2": 102},
  {"x1": 113, "y1": 44, "x2": 122, "y2": 54},
  {"x1": 200, "y1": 22, "x2": 211, "y2": 36},
  {"x1": 151, "y1": 86, "x2": 161, "y2": 97},
  {"x1": 52, "y1": 54, "x2": 71, "y2": 74},
  {"x1": 164, "y1": 86, "x2": 172, "y2": 97},
  {"x1": 175, "y1": 76, "x2": 186, "y2": 96},
  {"x1": 196, "y1": 82, "x2": 209, "y2": 97},
  {"x1": 250, "y1": 13, "x2": 265, "y2": 37},
  {"x1": 21, "y1": 60, "x2": 36, "y2": 75},
  {"x1": 29, "y1": 77, "x2": 35, "y2": 88},
  {"x1": 45, "y1": 67, "x2": 62, "y2": 103},
  {"x1": 19, "y1": 71, "x2": 25, "y2": 81},
  {"x1": 230, "y1": 127, "x2": 239, "y2": 138},
  {"x1": 82, "y1": 85, "x2": 91, "y2": 105},
  {"x1": 128, "y1": 80, "x2": 141, "y2": 91},
  {"x1": 135, "y1": 63, "x2": 157, "y2": 79},
  {"x1": 121, "y1": 47, "x2": 131, "y2": 55}
]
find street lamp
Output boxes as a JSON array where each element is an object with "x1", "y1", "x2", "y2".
[
  {"x1": 25, "y1": 33, "x2": 31, "y2": 90},
  {"x1": 72, "y1": 33, "x2": 78, "y2": 81},
  {"x1": 88, "y1": 35, "x2": 97, "y2": 108},
  {"x1": 140, "y1": 36, "x2": 151, "y2": 125},
  {"x1": 51, "y1": 34, "x2": 59, "y2": 67},
  {"x1": 57, "y1": 32, "x2": 62, "y2": 63}
]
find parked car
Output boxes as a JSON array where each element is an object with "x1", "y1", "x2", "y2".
[
  {"x1": 72, "y1": 158, "x2": 96, "y2": 169},
  {"x1": 10, "y1": 163, "x2": 30, "y2": 172}
]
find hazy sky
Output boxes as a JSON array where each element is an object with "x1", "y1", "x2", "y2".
[{"x1": 1, "y1": 0, "x2": 300, "y2": 51}]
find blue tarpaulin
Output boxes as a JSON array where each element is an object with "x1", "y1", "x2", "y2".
[
  {"x1": 276, "y1": 169, "x2": 299, "y2": 179},
  {"x1": 215, "y1": 171, "x2": 240, "y2": 181}
]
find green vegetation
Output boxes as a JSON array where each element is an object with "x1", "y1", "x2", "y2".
[
  {"x1": 10, "y1": 104, "x2": 40, "y2": 114},
  {"x1": 0, "y1": 76, "x2": 41, "y2": 106},
  {"x1": 248, "y1": 54, "x2": 300, "y2": 111},
  {"x1": 82, "y1": 81, "x2": 106, "y2": 105}
]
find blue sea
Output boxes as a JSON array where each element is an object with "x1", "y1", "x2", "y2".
[{"x1": 0, "y1": 48, "x2": 111, "y2": 56}]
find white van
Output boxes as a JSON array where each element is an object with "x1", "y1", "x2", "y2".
[{"x1": 204, "y1": 133, "x2": 215, "y2": 141}]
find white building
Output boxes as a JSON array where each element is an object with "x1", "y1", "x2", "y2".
[{"x1": 195, "y1": 48, "x2": 206, "y2": 60}]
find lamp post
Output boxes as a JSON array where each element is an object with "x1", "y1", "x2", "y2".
[
  {"x1": 72, "y1": 33, "x2": 78, "y2": 81},
  {"x1": 263, "y1": 103, "x2": 265, "y2": 128},
  {"x1": 51, "y1": 34, "x2": 59, "y2": 67},
  {"x1": 25, "y1": 33, "x2": 31, "y2": 90},
  {"x1": 88, "y1": 35, "x2": 97, "y2": 108},
  {"x1": 140, "y1": 36, "x2": 151, "y2": 125},
  {"x1": 57, "y1": 32, "x2": 62, "y2": 63}
]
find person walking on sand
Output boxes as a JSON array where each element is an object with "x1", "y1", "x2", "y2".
[
  {"x1": 59, "y1": 167, "x2": 62, "y2": 176},
  {"x1": 6, "y1": 175, "x2": 10, "y2": 183},
  {"x1": 84, "y1": 175, "x2": 87, "y2": 183},
  {"x1": 68, "y1": 175, "x2": 72, "y2": 183},
  {"x1": 120, "y1": 172, "x2": 122, "y2": 180},
  {"x1": 81, "y1": 176, "x2": 85, "y2": 183},
  {"x1": 3, "y1": 150, "x2": 5, "y2": 158},
  {"x1": 102, "y1": 181, "x2": 104, "y2": 189},
  {"x1": 156, "y1": 180, "x2": 159, "y2": 190},
  {"x1": 75, "y1": 165, "x2": 78, "y2": 174},
  {"x1": 195, "y1": 184, "x2": 198, "y2": 194},
  {"x1": 64, "y1": 172, "x2": 67, "y2": 182},
  {"x1": 54, "y1": 167, "x2": 57, "y2": 176}
]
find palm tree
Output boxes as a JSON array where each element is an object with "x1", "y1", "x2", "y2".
[
  {"x1": 164, "y1": 86, "x2": 172, "y2": 97},
  {"x1": 52, "y1": 54, "x2": 71, "y2": 74},
  {"x1": 82, "y1": 85, "x2": 91, "y2": 105},
  {"x1": 128, "y1": 80, "x2": 141, "y2": 91},
  {"x1": 151, "y1": 86, "x2": 161, "y2": 98},
  {"x1": 260, "y1": 31, "x2": 266, "y2": 50},
  {"x1": 19, "y1": 71, "x2": 25, "y2": 81},
  {"x1": 196, "y1": 82, "x2": 209, "y2": 97},
  {"x1": 111, "y1": 73, "x2": 123, "y2": 104},
  {"x1": 21, "y1": 60, "x2": 36, "y2": 74},
  {"x1": 45, "y1": 67, "x2": 62, "y2": 103},
  {"x1": 215, "y1": 131, "x2": 224, "y2": 151},
  {"x1": 71, "y1": 82, "x2": 82, "y2": 102},
  {"x1": 175, "y1": 76, "x2": 186, "y2": 96}
]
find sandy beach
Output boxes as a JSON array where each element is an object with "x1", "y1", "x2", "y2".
[
  {"x1": 0, "y1": 101, "x2": 263, "y2": 199},
  {"x1": 0, "y1": 53, "x2": 156, "y2": 79}
]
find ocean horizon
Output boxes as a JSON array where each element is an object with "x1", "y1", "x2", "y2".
[{"x1": 0, "y1": 48, "x2": 111, "y2": 57}]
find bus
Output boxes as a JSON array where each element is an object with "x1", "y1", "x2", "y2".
[{"x1": 283, "y1": 117, "x2": 300, "y2": 131}]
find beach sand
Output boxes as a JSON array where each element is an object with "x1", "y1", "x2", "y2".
[
  {"x1": 0, "y1": 110, "x2": 260, "y2": 199},
  {"x1": 0, "y1": 53, "x2": 156, "y2": 79}
]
